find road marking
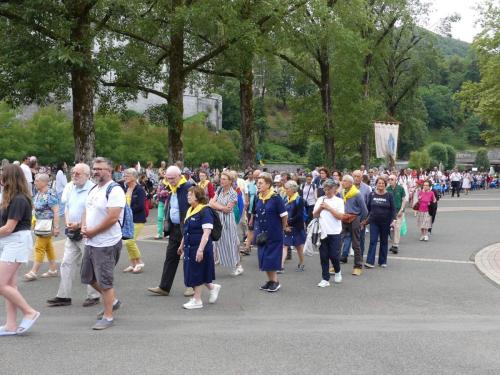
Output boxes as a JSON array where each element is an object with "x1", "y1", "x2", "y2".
[
  {"x1": 437, "y1": 207, "x2": 500, "y2": 212},
  {"x1": 388, "y1": 256, "x2": 474, "y2": 264}
]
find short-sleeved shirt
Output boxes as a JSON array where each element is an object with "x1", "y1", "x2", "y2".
[
  {"x1": 0, "y1": 194, "x2": 32, "y2": 232},
  {"x1": 85, "y1": 180, "x2": 125, "y2": 247},
  {"x1": 34, "y1": 189, "x2": 59, "y2": 220},
  {"x1": 387, "y1": 184, "x2": 406, "y2": 211},
  {"x1": 314, "y1": 196, "x2": 344, "y2": 235}
]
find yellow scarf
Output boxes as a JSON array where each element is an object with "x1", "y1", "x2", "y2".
[
  {"x1": 168, "y1": 175, "x2": 187, "y2": 194},
  {"x1": 343, "y1": 185, "x2": 359, "y2": 203},
  {"x1": 259, "y1": 188, "x2": 275, "y2": 202},
  {"x1": 287, "y1": 192, "x2": 299, "y2": 205},
  {"x1": 161, "y1": 178, "x2": 169, "y2": 187},
  {"x1": 184, "y1": 204, "x2": 207, "y2": 223},
  {"x1": 198, "y1": 180, "x2": 209, "y2": 190}
]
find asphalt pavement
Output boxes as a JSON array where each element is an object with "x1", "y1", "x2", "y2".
[{"x1": 1, "y1": 189, "x2": 500, "y2": 375}]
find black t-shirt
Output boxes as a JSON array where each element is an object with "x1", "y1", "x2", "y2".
[{"x1": 0, "y1": 194, "x2": 32, "y2": 232}]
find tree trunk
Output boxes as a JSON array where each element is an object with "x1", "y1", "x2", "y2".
[
  {"x1": 167, "y1": 1, "x2": 185, "y2": 164},
  {"x1": 319, "y1": 59, "x2": 335, "y2": 169},
  {"x1": 240, "y1": 67, "x2": 256, "y2": 169},
  {"x1": 68, "y1": 1, "x2": 95, "y2": 164},
  {"x1": 360, "y1": 53, "x2": 372, "y2": 168}
]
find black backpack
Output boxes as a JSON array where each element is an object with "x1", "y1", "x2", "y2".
[{"x1": 206, "y1": 207, "x2": 222, "y2": 241}]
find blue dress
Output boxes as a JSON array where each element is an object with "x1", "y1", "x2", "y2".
[
  {"x1": 283, "y1": 196, "x2": 306, "y2": 247},
  {"x1": 254, "y1": 194, "x2": 287, "y2": 271},
  {"x1": 183, "y1": 208, "x2": 215, "y2": 287}
]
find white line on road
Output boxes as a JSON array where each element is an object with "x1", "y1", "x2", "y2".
[{"x1": 388, "y1": 256, "x2": 474, "y2": 264}]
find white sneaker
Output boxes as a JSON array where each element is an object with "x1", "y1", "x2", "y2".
[
  {"x1": 183, "y1": 298, "x2": 203, "y2": 310},
  {"x1": 317, "y1": 280, "x2": 330, "y2": 288},
  {"x1": 423, "y1": 235, "x2": 429, "y2": 241},
  {"x1": 334, "y1": 272, "x2": 342, "y2": 283},
  {"x1": 209, "y1": 284, "x2": 221, "y2": 304},
  {"x1": 419, "y1": 236, "x2": 425, "y2": 241},
  {"x1": 231, "y1": 265, "x2": 244, "y2": 276}
]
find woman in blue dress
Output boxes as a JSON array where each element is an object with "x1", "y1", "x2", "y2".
[
  {"x1": 282, "y1": 180, "x2": 306, "y2": 272},
  {"x1": 178, "y1": 186, "x2": 221, "y2": 310},
  {"x1": 254, "y1": 173, "x2": 288, "y2": 293}
]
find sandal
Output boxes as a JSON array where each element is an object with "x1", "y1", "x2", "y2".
[
  {"x1": 240, "y1": 248, "x2": 251, "y2": 256},
  {"x1": 132, "y1": 263, "x2": 145, "y2": 274},
  {"x1": 0, "y1": 326, "x2": 17, "y2": 336},
  {"x1": 41, "y1": 270, "x2": 58, "y2": 278},
  {"x1": 16, "y1": 311, "x2": 40, "y2": 334},
  {"x1": 24, "y1": 271, "x2": 38, "y2": 281},
  {"x1": 123, "y1": 265, "x2": 135, "y2": 273}
]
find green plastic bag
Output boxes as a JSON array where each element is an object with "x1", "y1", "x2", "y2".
[{"x1": 400, "y1": 215, "x2": 407, "y2": 237}]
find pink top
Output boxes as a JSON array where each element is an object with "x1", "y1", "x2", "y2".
[{"x1": 418, "y1": 191, "x2": 435, "y2": 212}]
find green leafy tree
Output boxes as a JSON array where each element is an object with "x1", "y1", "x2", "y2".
[
  {"x1": 427, "y1": 142, "x2": 448, "y2": 168},
  {"x1": 408, "y1": 150, "x2": 430, "y2": 169},
  {"x1": 474, "y1": 148, "x2": 490, "y2": 171},
  {"x1": 444, "y1": 144, "x2": 456, "y2": 170}
]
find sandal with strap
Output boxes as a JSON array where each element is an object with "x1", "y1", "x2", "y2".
[
  {"x1": 132, "y1": 263, "x2": 145, "y2": 274},
  {"x1": 24, "y1": 271, "x2": 38, "y2": 281},
  {"x1": 41, "y1": 270, "x2": 58, "y2": 278}
]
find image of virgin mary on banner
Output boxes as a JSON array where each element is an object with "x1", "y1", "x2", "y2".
[{"x1": 374, "y1": 122, "x2": 399, "y2": 162}]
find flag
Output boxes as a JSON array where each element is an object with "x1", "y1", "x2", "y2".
[{"x1": 374, "y1": 122, "x2": 399, "y2": 159}]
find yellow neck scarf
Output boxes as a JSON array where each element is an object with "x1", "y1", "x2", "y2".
[
  {"x1": 168, "y1": 175, "x2": 187, "y2": 194},
  {"x1": 198, "y1": 180, "x2": 209, "y2": 189},
  {"x1": 259, "y1": 188, "x2": 275, "y2": 202},
  {"x1": 184, "y1": 204, "x2": 206, "y2": 223},
  {"x1": 343, "y1": 185, "x2": 359, "y2": 203},
  {"x1": 162, "y1": 178, "x2": 169, "y2": 187},
  {"x1": 287, "y1": 192, "x2": 299, "y2": 205}
]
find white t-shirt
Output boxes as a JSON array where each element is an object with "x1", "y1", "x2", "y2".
[
  {"x1": 85, "y1": 180, "x2": 125, "y2": 247},
  {"x1": 314, "y1": 195, "x2": 344, "y2": 235},
  {"x1": 236, "y1": 178, "x2": 248, "y2": 195},
  {"x1": 55, "y1": 170, "x2": 68, "y2": 194},
  {"x1": 20, "y1": 163, "x2": 32, "y2": 183}
]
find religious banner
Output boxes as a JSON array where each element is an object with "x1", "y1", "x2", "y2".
[{"x1": 374, "y1": 122, "x2": 399, "y2": 159}]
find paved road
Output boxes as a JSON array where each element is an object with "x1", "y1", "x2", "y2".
[{"x1": 2, "y1": 190, "x2": 500, "y2": 375}]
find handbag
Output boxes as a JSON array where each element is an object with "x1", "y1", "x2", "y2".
[
  {"x1": 255, "y1": 232, "x2": 268, "y2": 246},
  {"x1": 34, "y1": 219, "x2": 53, "y2": 237},
  {"x1": 341, "y1": 213, "x2": 357, "y2": 224},
  {"x1": 412, "y1": 201, "x2": 419, "y2": 210},
  {"x1": 65, "y1": 227, "x2": 83, "y2": 241},
  {"x1": 310, "y1": 218, "x2": 320, "y2": 245}
]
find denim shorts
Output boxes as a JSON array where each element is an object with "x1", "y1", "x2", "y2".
[
  {"x1": 0, "y1": 230, "x2": 33, "y2": 263},
  {"x1": 81, "y1": 241, "x2": 122, "y2": 289}
]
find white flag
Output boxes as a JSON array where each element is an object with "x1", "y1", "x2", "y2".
[{"x1": 374, "y1": 122, "x2": 399, "y2": 159}]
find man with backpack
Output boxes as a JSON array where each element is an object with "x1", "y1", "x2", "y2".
[{"x1": 81, "y1": 157, "x2": 126, "y2": 330}]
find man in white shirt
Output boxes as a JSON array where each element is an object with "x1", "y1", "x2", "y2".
[
  {"x1": 47, "y1": 163, "x2": 100, "y2": 308},
  {"x1": 20, "y1": 155, "x2": 33, "y2": 193},
  {"x1": 81, "y1": 157, "x2": 125, "y2": 330},
  {"x1": 450, "y1": 168, "x2": 462, "y2": 198}
]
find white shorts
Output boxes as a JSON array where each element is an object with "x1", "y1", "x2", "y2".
[{"x1": 0, "y1": 230, "x2": 33, "y2": 263}]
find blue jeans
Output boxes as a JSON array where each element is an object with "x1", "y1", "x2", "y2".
[
  {"x1": 341, "y1": 226, "x2": 366, "y2": 258},
  {"x1": 365, "y1": 221, "x2": 390, "y2": 266},
  {"x1": 319, "y1": 234, "x2": 341, "y2": 281}
]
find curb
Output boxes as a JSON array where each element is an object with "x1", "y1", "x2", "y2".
[{"x1": 474, "y1": 242, "x2": 500, "y2": 289}]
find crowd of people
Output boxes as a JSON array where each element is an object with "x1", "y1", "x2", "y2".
[{"x1": 0, "y1": 156, "x2": 499, "y2": 334}]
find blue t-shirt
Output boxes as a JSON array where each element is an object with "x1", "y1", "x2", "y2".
[{"x1": 170, "y1": 193, "x2": 180, "y2": 224}]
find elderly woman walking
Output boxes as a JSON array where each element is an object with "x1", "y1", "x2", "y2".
[
  {"x1": 254, "y1": 173, "x2": 288, "y2": 292},
  {"x1": 209, "y1": 171, "x2": 243, "y2": 276},
  {"x1": 178, "y1": 186, "x2": 220, "y2": 309},
  {"x1": 415, "y1": 180, "x2": 437, "y2": 241},
  {"x1": 122, "y1": 168, "x2": 146, "y2": 273},
  {"x1": 0, "y1": 165, "x2": 40, "y2": 335},
  {"x1": 281, "y1": 180, "x2": 306, "y2": 272},
  {"x1": 24, "y1": 173, "x2": 60, "y2": 281}
]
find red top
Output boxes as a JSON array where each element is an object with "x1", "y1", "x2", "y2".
[{"x1": 418, "y1": 191, "x2": 435, "y2": 212}]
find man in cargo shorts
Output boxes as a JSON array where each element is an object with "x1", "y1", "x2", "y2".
[{"x1": 81, "y1": 157, "x2": 125, "y2": 330}]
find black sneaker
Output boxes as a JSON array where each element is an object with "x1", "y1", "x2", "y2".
[
  {"x1": 47, "y1": 297, "x2": 72, "y2": 306},
  {"x1": 259, "y1": 281, "x2": 271, "y2": 291},
  {"x1": 340, "y1": 256, "x2": 348, "y2": 264},
  {"x1": 82, "y1": 297, "x2": 100, "y2": 307},
  {"x1": 267, "y1": 281, "x2": 281, "y2": 292},
  {"x1": 389, "y1": 246, "x2": 398, "y2": 254}
]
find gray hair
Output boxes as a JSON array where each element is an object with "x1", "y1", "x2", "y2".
[
  {"x1": 342, "y1": 175, "x2": 354, "y2": 183},
  {"x1": 35, "y1": 173, "x2": 50, "y2": 183},
  {"x1": 323, "y1": 179, "x2": 340, "y2": 189},
  {"x1": 93, "y1": 157, "x2": 113, "y2": 169},
  {"x1": 74, "y1": 163, "x2": 91, "y2": 176},
  {"x1": 166, "y1": 165, "x2": 181, "y2": 176},
  {"x1": 124, "y1": 168, "x2": 138, "y2": 179},
  {"x1": 284, "y1": 180, "x2": 299, "y2": 191}
]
